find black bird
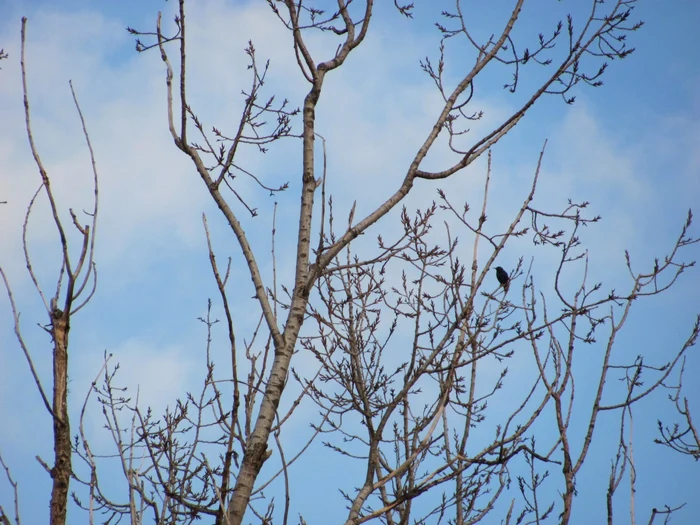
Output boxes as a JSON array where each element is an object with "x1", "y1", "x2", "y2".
[{"x1": 495, "y1": 266, "x2": 509, "y2": 293}]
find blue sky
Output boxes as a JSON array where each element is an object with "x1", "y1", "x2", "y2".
[{"x1": 1, "y1": 1, "x2": 699, "y2": 523}]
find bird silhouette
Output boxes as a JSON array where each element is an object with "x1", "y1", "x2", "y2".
[{"x1": 495, "y1": 266, "x2": 509, "y2": 293}]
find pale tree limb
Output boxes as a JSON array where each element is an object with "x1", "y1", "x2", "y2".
[{"x1": 0, "y1": 451, "x2": 20, "y2": 525}]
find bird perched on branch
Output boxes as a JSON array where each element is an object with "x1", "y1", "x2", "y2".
[{"x1": 495, "y1": 266, "x2": 509, "y2": 293}]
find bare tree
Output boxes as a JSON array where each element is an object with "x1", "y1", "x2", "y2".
[
  {"x1": 0, "y1": 18, "x2": 99, "y2": 525},
  {"x1": 2, "y1": 2, "x2": 698, "y2": 525}
]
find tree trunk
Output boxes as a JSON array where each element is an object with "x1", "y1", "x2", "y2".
[{"x1": 50, "y1": 310, "x2": 70, "y2": 525}]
